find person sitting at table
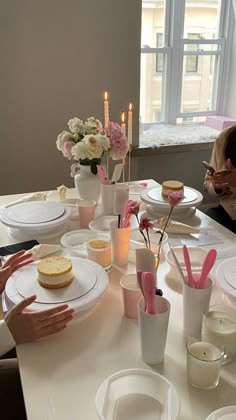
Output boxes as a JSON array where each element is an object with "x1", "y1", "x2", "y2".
[
  {"x1": 0, "y1": 250, "x2": 74, "y2": 420},
  {"x1": 204, "y1": 124, "x2": 236, "y2": 234}
]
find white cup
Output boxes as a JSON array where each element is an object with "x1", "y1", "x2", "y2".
[
  {"x1": 138, "y1": 296, "x2": 170, "y2": 365},
  {"x1": 120, "y1": 274, "x2": 142, "y2": 319},
  {"x1": 183, "y1": 275, "x2": 213, "y2": 340},
  {"x1": 86, "y1": 237, "x2": 112, "y2": 272},
  {"x1": 101, "y1": 183, "x2": 115, "y2": 215},
  {"x1": 109, "y1": 220, "x2": 130, "y2": 266}
]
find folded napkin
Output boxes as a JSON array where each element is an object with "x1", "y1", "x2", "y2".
[
  {"x1": 154, "y1": 217, "x2": 199, "y2": 234},
  {"x1": 4, "y1": 192, "x2": 47, "y2": 208},
  {"x1": 25, "y1": 244, "x2": 61, "y2": 260}
]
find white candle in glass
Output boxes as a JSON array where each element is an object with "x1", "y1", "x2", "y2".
[
  {"x1": 121, "y1": 111, "x2": 126, "y2": 135},
  {"x1": 202, "y1": 305, "x2": 236, "y2": 363},
  {"x1": 104, "y1": 91, "x2": 109, "y2": 128},
  {"x1": 128, "y1": 103, "x2": 133, "y2": 145},
  {"x1": 186, "y1": 340, "x2": 222, "y2": 389}
]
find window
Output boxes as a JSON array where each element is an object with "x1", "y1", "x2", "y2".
[{"x1": 140, "y1": 0, "x2": 232, "y2": 125}]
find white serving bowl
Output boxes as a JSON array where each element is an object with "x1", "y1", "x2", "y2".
[
  {"x1": 95, "y1": 368, "x2": 180, "y2": 420},
  {"x1": 60, "y1": 229, "x2": 109, "y2": 256},
  {"x1": 166, "y1": 246, "x2": 209, "y2": 278}
]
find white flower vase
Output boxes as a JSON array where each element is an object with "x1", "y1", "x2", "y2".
[{"x1": 70, "y1": 163, "x2": 101, "y2": 203}]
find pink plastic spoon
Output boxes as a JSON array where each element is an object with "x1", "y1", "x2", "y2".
[
  {"x1": 183, "y1": 245, "x2": 195, "y2": 288},
  {"x1": 141, "y1": 272, "x2": 157, "y2": 315},
  {"x1": 197, "y1": 249, "x2": 217, "y2": 289}
]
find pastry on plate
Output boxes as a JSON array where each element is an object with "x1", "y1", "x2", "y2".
[{"x1": 37, "y1": 256, "x2": 74, "y2": 289}]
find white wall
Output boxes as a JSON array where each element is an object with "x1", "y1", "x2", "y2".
[{"x1": 0, "y1": 0, "x2": 141, "y2": 194}]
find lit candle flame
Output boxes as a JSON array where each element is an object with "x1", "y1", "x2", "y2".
[
  {"x1": 129, "y1": 103, "x2": 132, "y2": 111},
  {"x1": 121, "y1": 111, "x2": 125, "y2": 123},
  {"x1": 104, "y1": 91, "x2": 108, "y2": 101}
]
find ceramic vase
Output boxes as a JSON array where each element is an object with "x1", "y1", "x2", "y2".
[{"x1": 71, "y1": 163, "x2": 101, "y2": 203}]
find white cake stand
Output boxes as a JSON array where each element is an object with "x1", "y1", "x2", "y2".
[
  {"x1": 141, "y1": 186, "x2": 203, "y2": 220},
  {"x1": 4, "y1": 257, "x2": 108, "y2": 316}
]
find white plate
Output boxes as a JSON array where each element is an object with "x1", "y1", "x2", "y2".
[
  {"x1": 7, "y1": 201, "x2": 65, "y2": 224},
  {"x1": 148, "y1": 186, "x2": 198, "y2": 204},
  {"x1": 1, "y1": 202, "x2": 72, "y2": 230},
  {"x1": 5, "y1": 256, "x2": 108, "y2": 311},
  {"x1": 61, "y1": 230, "x2": 109, "y2": 251},
  {"x1": 216, "y1": 257, "x2": 236, "y2": 301},
  {"x1": 141, "y1": 186, "x2": 203, "y2": 210},
  {"x1": 14, "y1": 260, "x2": 97, "y2": 304},
  {"x1": 224, "y1": 263, "x2": 236, "y2": 290},
  {"x1": 206, "y1": 406, "x2": 236, "y2": 420}
]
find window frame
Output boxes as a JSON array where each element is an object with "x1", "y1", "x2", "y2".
[{"x1": 140, "y1": 0, "x2": 233, "y2": 124}]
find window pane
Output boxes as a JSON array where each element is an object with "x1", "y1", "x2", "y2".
[
  {"x1": 181, "y1": 54, "x2": 218, "y2": 113},
  {"x1": 141, "y1": 1, "x2": 165, "y2": 48},
  {"x1": 140, "y1": 53, "x2": 164, "y2": 123},
  {"x1": 183, "y1": 0, "x2": 220, "y2": 39}
]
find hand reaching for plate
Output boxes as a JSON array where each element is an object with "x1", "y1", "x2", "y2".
[
  {"x1": 0, "y1": 250, "x2": 33, "y2": 294},
  {"x1": 5, "y1": 295, "x2": 74, "y2": 344}
]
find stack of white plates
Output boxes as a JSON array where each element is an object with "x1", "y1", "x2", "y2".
[
  {"x1": 0, "y1": 201, "x2": 72, "y2": 240},
  {"x1": 4, "y1": 256, "x2": 108, "y2": 317}
]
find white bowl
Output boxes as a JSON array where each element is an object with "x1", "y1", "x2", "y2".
[
  {"x1": 89, "y1": 214, "x2": 138, "y2": 232},
  {"x1": 166, "y1": 246, "x2": 209, "y2": 276},
  {"x1": 95, "y1": 368, "x2": 180, "y2": 420},
  {"x1": 60, "y1": 229, "x2": 109, "y2": 256}
]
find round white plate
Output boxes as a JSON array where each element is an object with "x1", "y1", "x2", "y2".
[
  {"x1": 224, "y1": 264, "x2": 236, "y2": 289},
  {"x1": 216, "y1": 257, "x2": 236, "y2": 301},
  {"x1": 148, "y1": 186, "x2": 198, "y2": 204},
  {"x1": 1, "y1": 203, "x2": 71, "y2": 230},
  {"x1": 5, "y1": 257, "x2": 108, "y2": 311},
  {"x1": 14, "y1": 259, "x2": 97, "y2": 304},
  {"x1": 7, "y1": 201, "x2": 65, "y2": 224},
  {"x1": 61, "y1": 229, "x2": 109, "y2": 251},
  {"x1": 141, "y1": 186, "x2": 203, "y2": 209},
  {"x1": 206, "y1": 406, "x2": 236, "y2": 420}
]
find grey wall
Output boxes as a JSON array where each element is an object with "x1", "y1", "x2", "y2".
[{"x1": 0, "y1": 0, "x2": 141, "y2": 194}]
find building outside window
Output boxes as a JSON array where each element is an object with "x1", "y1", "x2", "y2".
[{"x1": 140, "y1": 0, "x2": 232, "y2": 128}]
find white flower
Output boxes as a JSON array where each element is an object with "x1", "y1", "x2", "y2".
[
  {"x1": 84, "y1": 117, "x2": 103, "y2": 135},
  {"x1": 68, "y1": 117, "x2": 84, "y2": 134},
  {"x1": 56, "y1": 131, "x2": 75, "y2": 151},
  {"x1": 71, "y1": 134, "x2": 108, "y2": 160}
]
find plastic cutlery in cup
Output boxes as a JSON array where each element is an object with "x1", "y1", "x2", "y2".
[
  {"x1": 141, "y1": 272, "x2": 157, "y2": 315},
  {"x1": 183, "y1": 245, "x2": 195, "y2": 288},
  {"x1": 197, "y1": 249, "x2": 217, "y2": 289}
]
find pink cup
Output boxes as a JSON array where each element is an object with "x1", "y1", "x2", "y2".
[
  {"x1": 78, "y1": 200, "x2": 96, "y2": 228},
  {"x1": 120, "y1": 274, "x2": 142, "y2": 319}
]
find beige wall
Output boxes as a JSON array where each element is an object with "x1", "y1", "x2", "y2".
[{"x1": 0, "y1": 0, "x2": 141, "y2": 194}]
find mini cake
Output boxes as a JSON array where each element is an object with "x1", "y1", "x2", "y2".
[
  {"x1": 161, "y1": 180, "x2": 184, "y2": 198},
  {"x1": 37, "y1": 256, "x2": 74, "y2": 289}
]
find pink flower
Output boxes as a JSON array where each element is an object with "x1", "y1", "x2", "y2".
[
  {"x1": 139, "y1": 217, "x2": 153, "y2": 231},
  {"x1": 167, "y1": 190, "x2": 184, "y2": 207},
  {"x1": 104, "y1": 122, "x2": 129, "y2": 160},
  {"x1": 62, "y1": 141, "x2": 74, "y2": 160},
  {"x1": 126, "y1": 200, "x2": 140, "y2": 215}
]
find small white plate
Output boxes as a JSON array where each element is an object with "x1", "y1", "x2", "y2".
[
  {"x1": 148, "y1": 186, "x2": 198, "y2": 204},
  {"x1": 206, "y1": 406, "x2": 236, "y2": 420}
]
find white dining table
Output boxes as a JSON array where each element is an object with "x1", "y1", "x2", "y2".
[{"x1": 1, "y1": 180, "x2": 236, "y2": 420}]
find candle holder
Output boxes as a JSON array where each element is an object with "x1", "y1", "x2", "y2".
[
  {"x1": 202, "y1": 305, "x2": 236, "y2": 364},
  {"x1": 186, "y1": 337, "x2": 222, "y2": 389},
  {"x1": 128, "y1": 145, "x2": 132, "y2": 184}
]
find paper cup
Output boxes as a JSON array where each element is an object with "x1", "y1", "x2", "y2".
[
  {"x1": 110, "y1": 220, "x2": 130, "y2": 266},
  {"x1": 101, "y1": 183, "x2": 115, "y2": 215},
  {"x1": 183, "y1": 275, "x2": 213, "y2": 340},
  {"x1": 138, "y1": 296, "x2": 170, "y2": 365},
  {"x1": 120, "y1": 274, "x2": 142, "y2": 319},
  {"x1": 78, "y1": 200, "x2": 96, "y2": 228}
]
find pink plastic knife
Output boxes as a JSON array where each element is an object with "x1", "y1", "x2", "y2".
[{"x1": 141, "y1": 272, "x2": 157, "y2": 315}]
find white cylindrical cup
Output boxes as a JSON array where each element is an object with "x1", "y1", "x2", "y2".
[
  {"x1": 183, "y1": 275, "x2": 213, "y2": 341},
  {"x1": 86, "y1": 238, "x2": 112, "y2": 272},
  {"x1": 101, "y1": 183, "x2": 115, "y2": 215},
  {"x1": 138, "y1": 296, "x2": 170, "y2": 365},
  {"x1": 120, "y1": 274, "x2": 142, "y2": 319},
  {"x1": 186, "y1": 337, "x2": 222, "y2": 389},
  {"x1": 110, "y1": 220, "x2": 130, "y2": 266}
]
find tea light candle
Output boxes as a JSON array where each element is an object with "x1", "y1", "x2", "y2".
[
  {"x1": 128, "y1": 103, "x2": 133, "y2": 145},
  {"x1": 86, "y1": 239, "x2": 111, "y2": 272},
  {"x1": 202, "y1": 306, "x2": 236, "y2": 363},
  {"x1": 104, "y1": 91, "x2": 109, "y2": 127},
  {"x1": 187, "y1": 340, "x2": 222, "y2": 389}
]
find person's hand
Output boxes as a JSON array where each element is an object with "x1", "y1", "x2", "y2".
[
  {"x1": 0, "y1": 250, "x2": 33, "y2": 294},
  {"x1": 5, "y1": 295, "x2": 74, "y2": 344},
  {"x1": 211, "y1": 159, "x2": 236, "y2": 190}
]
